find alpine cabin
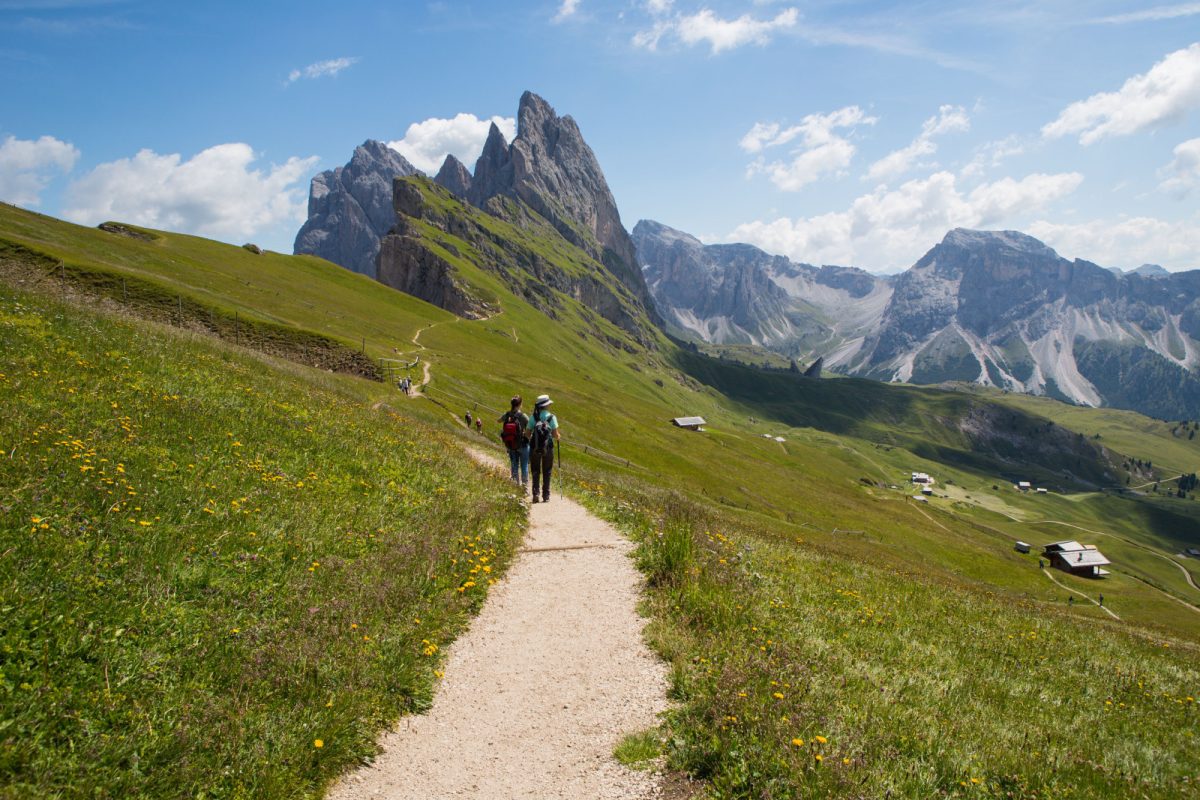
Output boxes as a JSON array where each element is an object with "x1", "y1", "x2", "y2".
[{"x1": 1043, "y1": 540, "x2": 1111, "y2": 578}]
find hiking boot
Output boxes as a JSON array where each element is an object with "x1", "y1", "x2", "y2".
[
  {"x1": 532, "y1": 496, "x2": 540, "y2": 504},
  {"x1": 541, "y1": 494, "x2": 550, "y2": 503}
]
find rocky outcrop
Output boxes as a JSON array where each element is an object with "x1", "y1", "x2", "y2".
[
  {"x1": 634, "y1": 220, "x2": 794, "y2": 344},
  {"x1": 465, "y1": 92, "x2": 659, "y2": 322},
  {"x1": 434, "y1": 154, "x2": 473, "y2": 199},
  {"x1": 377, "y1": 176, "x2": 653, "y2": 343},
  {"x1": 633, "y1": 219, "x2": 889, "y2": 356},
  {"x1": 851, "y1": 228, "x2": 1200, "y2": 417},
  {"x1": 638, "y1": 220, "x2": 1200, "y2": 418},
  {"x1": 294, "y1": 140, "x2": 419, "y2": 278}
]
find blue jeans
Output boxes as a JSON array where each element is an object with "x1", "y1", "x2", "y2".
[{"x1": 508, "y1": 443, "x2": 530, "y2": 484}]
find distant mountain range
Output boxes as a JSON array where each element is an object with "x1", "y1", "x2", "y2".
[
  {"x1": 635, "y1": 221, "x2": 1200, "y2": 419},
  {"x1": 292, "y1": 94, "x2": 1200, "y2": 421}
]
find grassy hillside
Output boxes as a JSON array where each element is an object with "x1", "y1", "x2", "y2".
[
  {"x1": 2, "y1": 199, "x2": 1199, "y2": 798},
  {"x1": 0, "y1": 283, "x2": 523, "y2": 797}
]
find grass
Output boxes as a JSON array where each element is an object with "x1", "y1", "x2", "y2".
[
  {"x1": 614, "y1": 729, "x2": 663, "y2": 770},
  {"x1": 572, "y1": 474, "x2": 1200, "y2": 799},
  {"x1": 3, "y1": 199, "x2": 1200, "y2": 797},
  {"x1": 0, "y1": 283, "x2": 525, "y2": 798}
]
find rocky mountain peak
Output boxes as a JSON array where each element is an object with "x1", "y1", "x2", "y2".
[
  {"x1": 434, "y1": 153, "x2": 473, "y2": 199},
  {"x1": 632, "y1": 219, "x2": 703, "y2": 253},
  {"x1": 467, "y1": 91, "x2": 658, "y2": 322},
  {"x1": 293, "y1": 139, "x2": 419, "y2": 278},
  {"x1": 938, "y1": 228, "x2": 1061, "y2": 260}
]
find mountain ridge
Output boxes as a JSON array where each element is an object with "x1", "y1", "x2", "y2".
[{"x1": 636, "y1": 220, "x2": 1200, "y2": 419}]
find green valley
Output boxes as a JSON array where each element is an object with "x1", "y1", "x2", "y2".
[{"x1": 2, "y1": 196, "x2": 1198, "y2": 798}]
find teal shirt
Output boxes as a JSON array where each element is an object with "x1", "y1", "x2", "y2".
[{"x1": 527, "y1": 408, "x2": 558, "y2": 432}]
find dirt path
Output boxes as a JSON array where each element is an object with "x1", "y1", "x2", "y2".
[
  {"x1": 328, "y1": 452, "x2": 668, "y2": 799},
  {"x1": 1040, "y1": 568, "x2": 1122, "y2": 620}
]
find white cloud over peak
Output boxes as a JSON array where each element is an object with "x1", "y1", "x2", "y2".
[
  {"x1": 1159, "y1": 136, "x2": 1200, "y2": 196},
  {"x1": 741, "y1": 106, "x2": 876, "y2": 191},
  {"x1": 1042, "y1": 43, "x2": 1200, "y2": 144},
  {"x1": 728, "y1": 170, "x2": 1082, "y2": 270},
  {"x1": 865, "y1": 104, "x2": 969, "y2": 182},
  {"x1": 0, "y1": 134, "x2": 79, "y2": 206},
  {"x1": 286, "y1": 56, "x2": 360, "y2": 85},
  {"x1": 62, "y1": 143, "x2": 317, "y2": 241},
  {"x1": 1029, "y1": 215, "x2": 1200, "y2": 270},
  {"x1": 387, "y1": 113, "x2": 517, "y2": 175},
  {"x1": 553, "y1": 0, "x2": 580, "y2": 22},
  {"x1": 633, "y1": 7, "x2": 798, "y2": 54},
  {"x1": 1092, "y1": 3, "x2": 1200, "y2": 24}
]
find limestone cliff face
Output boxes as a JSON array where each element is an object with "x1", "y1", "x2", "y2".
[
  {"x1": 294, "y1": 140, "x2": 419, "y2": 278},
  {"x1": 465, "y1": 92, "x2": 659, "y2": 323},
  {"x1": 634, "y1": 219, "x2": 889, "y2": 358},
  {"x1": 376, "y1": 176, "x2": 656, "y2": 346},
  {"x1": 375, "y1": 181, "x2": 497, "y2": 320}
]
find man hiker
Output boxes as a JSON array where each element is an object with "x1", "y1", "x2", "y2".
[
  {"x1": 498, "y1": 395, "x2": 530, "y2": 491},
  {"x1": 527, "y1": 394, "x2": 560, "y2": 503}
]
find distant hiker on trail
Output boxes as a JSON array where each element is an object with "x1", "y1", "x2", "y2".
[
  {"x1": 527, "y1": 394, "x2": 560, "y2": 504},
  {"x1": 465, "y1": 410, "x2": 473, "y2": 427},
  {"x1": 498, "y1": 395, "x2": 530, "y2": 492},
  {"x1": 475, "y1": 417, "x2": 482, "y2": 433}
]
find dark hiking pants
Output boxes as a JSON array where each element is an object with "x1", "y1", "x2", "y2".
[{"x1": 531, "y1": 446, "x2": 553, "y2": 500}]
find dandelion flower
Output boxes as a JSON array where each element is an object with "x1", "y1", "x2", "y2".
[
  {"x1": 313, "y1": 739, "x2": 324, "y2": 748},
  {"x1": 815, "y1": 735, "x2": 828, "y2": 744},
  {"x1": 773, "y1": 692, "x2": 784, "y2": 700},
  {"x1": 792, "y1": 738, "x2": 804, "y2": 747},
  {"x1": 814, "y1": 754, "x2": 823, "y2": 763}
]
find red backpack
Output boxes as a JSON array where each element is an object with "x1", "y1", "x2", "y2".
[{"x1": 500, "y1": 411, "x2": 524, "y2": 449}]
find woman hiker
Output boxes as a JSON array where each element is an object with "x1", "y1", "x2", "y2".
[
  {"x1": 527, "y1": 394, "x2": 560, "y2": 503},
  {"x1": 498, "y1": 395, "x2": 530, "y2": 492}
]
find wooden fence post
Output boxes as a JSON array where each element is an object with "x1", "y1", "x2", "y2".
[{"x1": 121, "y1": 278, "x2": 127, "y2": 304}]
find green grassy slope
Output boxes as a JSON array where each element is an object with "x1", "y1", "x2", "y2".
[
  {"x1": 2, "y1": 199, "x2": 1199, "y2": 798},
  {"x1": 0, "y1": 283, "x2": 523, "y2": 798}
]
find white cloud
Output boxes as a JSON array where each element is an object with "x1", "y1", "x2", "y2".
[
  {"x1": 633, "y1": 7, "x2": 798, "y2": 54},
  {"x1": 1159, "y1": 136, "x2": 1200, "y2": 196},
  {"x1": 1042, "y1": 43, "x2": 1200, "y2": 144},
  {"x1": 553, "y1": 0, "x2": 580, "y2": 22},
  {"x1": 285, "y1": 56, "x2": 360, "y2": 85},
  {"x1": 387, "y1": 113, "x2": 517, "y2": 175},
  {"x1": 62, "y1": 143, "x2": 318, "y2": 241},
  {"x1": 960, "y1": 135, "x2": 1027, "y2": 178},
  {"x1": 1092, "y1": 3, "x2": 1200, "y2": 24},
  {"x1": 645, "y1": 0, "x2": 672, "y2": 13},
  {"x1": 1028, "y1": 215, "x2": 1200, "y2": 270},
  {"x1": 741, "y1": 106, "x2": 876, "y2": 191},
  {"x1": 865, "y1": 105, "x2": 969, "y2": 182},
  {"x1": 728, "y1": 170, "x2": 1082, "y2": 270},
  {"x1": 0, "y1": 134, "x2": 79, "y2": 206}
]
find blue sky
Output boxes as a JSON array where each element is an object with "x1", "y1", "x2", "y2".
[{"x1": 2, "y1": 0, "x2": 1199, "y2": 271}]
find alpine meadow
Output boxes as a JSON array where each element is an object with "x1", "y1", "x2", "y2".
[{"x1": 4, "y1": 4, "x2": 1200, "y2": 798}]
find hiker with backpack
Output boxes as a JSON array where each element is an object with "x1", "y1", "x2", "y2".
[
  {"x1": 527, "y1": 394, "x2": 560, "y2": 503},
  {"x1": 498, "y1": 395, "x2": 530, "y2": 491}
]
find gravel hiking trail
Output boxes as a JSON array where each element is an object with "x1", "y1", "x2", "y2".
[{"x1": 328, "y1": 451, "x2": 668, "y2": 799}]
